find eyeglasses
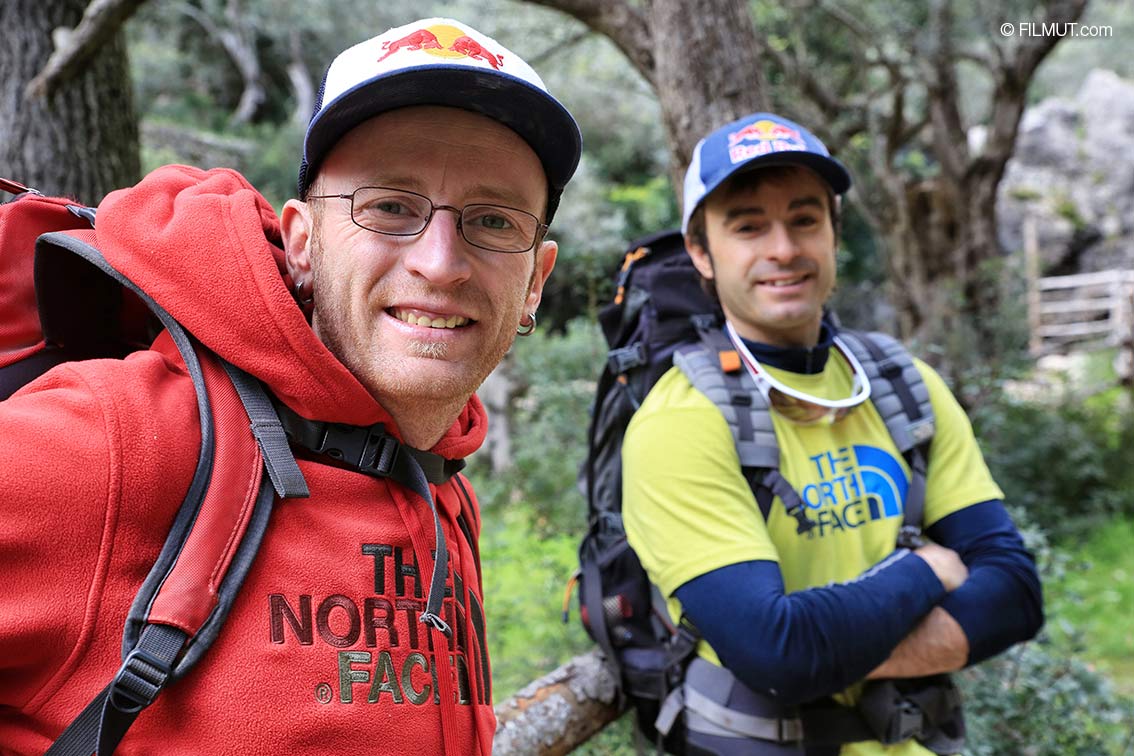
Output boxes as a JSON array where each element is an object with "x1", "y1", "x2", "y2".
[
  {"x1": 306, "y1": 186, "x2": 548, "y2": 254},
  {"x1": 726, "y1": 321, "x2": 872, "y2": 425}
]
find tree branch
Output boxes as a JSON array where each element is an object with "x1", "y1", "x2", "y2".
[
  {"x1": 763, "y1": 43, "x2": 848, "y2": 121},
  {"x1": 817, "y1": 0, "x2": 876, "y2": 45},
  {"x1": 528, "y1": 28, "x2": 593, "y2": 68},
  {"x1": 492, "y1": 650, "x2": 623, "y2": 756},
  {"x1": 287, "y1": 29, "x2": 315, "y2": 127},
  {"x1": 994, "y1": 0, "x2": 1089, "y2": 119},
  {"x1": 954, "y1": 46, "x2": 996, "y2": 72},
  {"x1": 977, "y1": 0, "x2": 1088, "y2": 180},
  {"x1": 176, "y1": 0, "x2": 266, "y2": 125},
  {"x1": 25, "y1": 0, "x2": 149, "y2": 100},
  {"x1": 923, "y1": 0, "x2": 968, "y2": 183},
  {"x1": 523, "y1": 0, "x2": 655, "y2": 83}
]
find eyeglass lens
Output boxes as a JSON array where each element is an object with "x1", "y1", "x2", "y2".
[
  {"x1": 349, "y1": 187, "x2": 540, "y2": 253},
  {"x1": 765, "y1": 388, "x2": 854, "y2": 425}
]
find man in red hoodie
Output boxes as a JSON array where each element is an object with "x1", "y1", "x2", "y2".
[{"x1": 0, "y1": 17, "x2": 580, "y2": 756}]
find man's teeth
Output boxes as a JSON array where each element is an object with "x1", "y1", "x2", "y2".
[
  {"x1": 394, "y1": 310, "x2": 469, "y2": 328},
  {"x1": 765, "y1": 277, "x2": 805, "y2": 287}
]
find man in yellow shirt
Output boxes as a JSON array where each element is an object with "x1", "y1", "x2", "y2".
[{"x1": 622, "y1": 112, "x2": 1043, "y2": 755}]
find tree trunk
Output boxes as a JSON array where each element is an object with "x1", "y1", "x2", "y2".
[
  {"x1": 287, "y1": 29, "x2": 315, "y2": 128},
  {"x1": 878, "y1": 167, "x2": 1009, "y2": 386},
  {"x1": 527, "y1": 0, "x2": 767, "y2": 197},
  {"x1": 0, "y1": 0, "x2": 140, "y2": 203},
  {"x1": 649, "y1": 0, "x2": 768, "y2": 191}
]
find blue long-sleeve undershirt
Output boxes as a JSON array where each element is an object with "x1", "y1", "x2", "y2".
[
  {"x1": 927, "y1": 500, "x2": 1044, "y2": 663},
  {"x1": 673, "y1": 500, "x2": 1043, "y2": 707}
]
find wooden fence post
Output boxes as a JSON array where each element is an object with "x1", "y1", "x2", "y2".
[
  {"x1": 1114, "y1": 272, "x2": 1134, "y2": 386},
  {"x1": 1024, "y1": 215, "x2": 1043, "y2": 357}
]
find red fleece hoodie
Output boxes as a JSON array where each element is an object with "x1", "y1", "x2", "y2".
[{"x1": 0, "y1": 166, "x2": 494, "y2": 755}]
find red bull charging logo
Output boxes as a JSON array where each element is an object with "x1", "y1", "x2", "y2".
[
  {"x1": 378, "y1": 23, "x2": 505, "y2": 70},
  {"x1": 727, "y1": 120, "x2": 807, "y2": 164}
]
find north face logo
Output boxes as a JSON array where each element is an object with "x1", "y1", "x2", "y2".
[{"x1": 268, "y1": 543, "x2": 489, "y2": 706}]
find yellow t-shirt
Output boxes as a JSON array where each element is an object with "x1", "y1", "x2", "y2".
[{"x1": 622, "y1": 351, "x2": 1003, "y2": 756}]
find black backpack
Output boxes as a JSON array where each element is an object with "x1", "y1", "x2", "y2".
[
  {"x1": 0, "y1": 179, "x2": 467, "y2": 755},
  {"x1": 574, "y1": 229, "x2": 720, "y2": 751},
  {"x1": 575, "y1": 229, "x2": 939, "y2": 753}
]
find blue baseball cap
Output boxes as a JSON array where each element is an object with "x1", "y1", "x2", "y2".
[{"x1": 682, "y1": 112, "x2": 851, "y2": 233}]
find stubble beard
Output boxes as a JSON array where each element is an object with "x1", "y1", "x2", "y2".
[
  {"x1": 306, "y1": 228, "x2": 530, "y2": 407},
  {"x1": 406, "y1": 339, "x2": 449, "y2": 360}
]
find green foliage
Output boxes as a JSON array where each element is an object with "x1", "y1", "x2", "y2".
[
  {"x1": 467, "y1": 319, "x2": 611, "y2": 704},
  {"x1": 971, "y1": 389, "x2": 1134, "y2": 543},
  {"x1": 540, "y1": 159, "x2": 635, "y2": 332},
  {"x1": 569, "y1": 715, "x2": 637, "y2": 756},
  {"x1": 239, "y1": 121, "x2": 305, "y2": 211},
  {"x1": 960, "y1": 642, "x2": 1133, "y2": 756},
  {"x1": 957, "y1": 506, "x2": 1133, "y2": 755},
  {"x1": 1045, "y1": 518, "x2": 1134, "y2": 690},
  {"x1": 608, "y1": 175, "x2": 679, "y2": 244},
  {"x1": 479, "y1": 502, "x2": 595, "y2": 700},
  {"x1": 466, "y1": 318, "x2": 605, "y2": 537},
  {"x1": 1010, "y1": 186, "x2": 1044, "y2": 202},
  {"x1": 1055, "y1": 194, "x2": 1088, "y2": 231}
]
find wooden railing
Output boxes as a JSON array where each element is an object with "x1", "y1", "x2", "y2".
[
  {"x1": 1029, "y1": 269, "x2": 1134, "y2": 356},
  {"x1": 1023, "y1": 216, "x2": 1134, "y2": 383}
]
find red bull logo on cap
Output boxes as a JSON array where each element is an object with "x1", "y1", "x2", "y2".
[
  {"x1": 377, "y1": 23, "x2": 504, "y2": 70},
  {"x1": 727, "y1": 119, "x2": 807, "y2": 164}
]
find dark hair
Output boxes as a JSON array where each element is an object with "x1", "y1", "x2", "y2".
[{"x1": 684, "y1": 164, "x2": 841, "y2": 302}]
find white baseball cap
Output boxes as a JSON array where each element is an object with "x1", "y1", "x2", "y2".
[{"x1": 297, "y1": 18, "x2": 582, "y2": 223}]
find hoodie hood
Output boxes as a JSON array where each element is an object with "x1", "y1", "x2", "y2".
[{"x1": 93, "y1": 165, "x2": 485, "y2": 458}]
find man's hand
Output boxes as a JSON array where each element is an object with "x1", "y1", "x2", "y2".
[{"x1": 913, "y1": 542, "x2": 968, "y2": 591}]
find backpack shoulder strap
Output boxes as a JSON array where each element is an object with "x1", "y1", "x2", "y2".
[
  {"x1": 838, "y1": 329, "x2": 935, "y2": 548},
  {"x1": 37, "y1": 231, "x2": 309, "y2": 756},
  {"x1": 837, "y1": 330, "x2": 934, "y2": 452},
  {"x1": 674, "y1": 329, "x2": 816, "y2": 535},
  {"x1": 674, "y1": 333, "x2": 779, "y2": 469}
]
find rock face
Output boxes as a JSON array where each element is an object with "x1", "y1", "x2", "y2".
[{"x1": 998, "y1": 69, "x2": 1134, "y2": 275}]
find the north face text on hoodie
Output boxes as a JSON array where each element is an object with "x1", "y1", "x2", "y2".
[{"x1": 268, "y1": 543, "x2": 489, "y2": 707}]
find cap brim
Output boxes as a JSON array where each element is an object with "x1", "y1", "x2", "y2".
[
  {"x1": 725, "y1": 151, "x2": 851, "y2": 196},
  {"x1": 303, "y1": 65, "x2": 581, "y2": 196}
]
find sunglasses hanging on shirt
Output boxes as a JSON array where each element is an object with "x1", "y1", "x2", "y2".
[{"x1": 725, "y1": 321, "x2": 872, "y2": 425}]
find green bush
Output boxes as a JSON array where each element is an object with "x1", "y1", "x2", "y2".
[
  {"x1": 467, "y1": 317, "x2": 605, "y2": 692},
  {"x1": 478, "y1": 503, "x2": 594, "y2": 700},
  {"x1": 960, "y1": 642, "x2": 1133, "y2": 756},
  {"x1": 467, "y1": 318, "x2": 605, "y2": 537},
  {"x1": 971, "y1": 389, "x2": 1134, "y2": 543},
  {"x1": 1044, "y1": 517, "x2": 1134, "y2": 692},
  {"x1": 959, "y1": 508, "x2": 1133, "y2": 755}
]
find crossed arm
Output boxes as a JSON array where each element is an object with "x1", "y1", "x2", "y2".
[{"x1": 674, "y1": 500, "x2": 1044, "y2": 705}]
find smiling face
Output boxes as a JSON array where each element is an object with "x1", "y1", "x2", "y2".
[
  {"x1": 686, "y1": 165, "x2": 837, "y2": 348},
  {"x1": 281, "y1": 106, "x2": 556, "y2": 423}
]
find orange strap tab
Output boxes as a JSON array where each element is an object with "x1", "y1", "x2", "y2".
[
  {"x1": 614, "y1": 246, "x2": 650, "y2": 305},
  {"x1": 718, "y1": 350, "x2": 742, "y2": 373}
]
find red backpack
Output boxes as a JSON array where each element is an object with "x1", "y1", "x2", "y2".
[{"x1": 0, "y1": 177, "x2": 314, "y2": 753}]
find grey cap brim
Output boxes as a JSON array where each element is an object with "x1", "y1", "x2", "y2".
[{"x1": 707, "y1": 151, "x2": 851, "y2": 202}]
